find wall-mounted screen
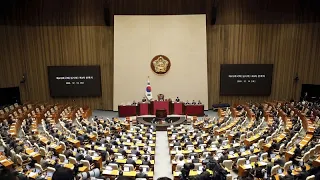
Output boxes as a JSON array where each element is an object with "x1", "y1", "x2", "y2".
[
  {"x1": 48, "y1": 66, "x2": 102, "y2": 97},
  {"x1": 220, "y1": 64, "x2": 273, "y2": 96}
]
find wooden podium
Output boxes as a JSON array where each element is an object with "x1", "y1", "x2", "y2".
[{"x1": 150, "y1": 100, "x2": 170, "y2": 115}]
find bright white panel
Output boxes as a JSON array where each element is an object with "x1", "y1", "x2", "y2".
[{"x1": 114, "y1": 15, "x2": 208, "y2": 111}]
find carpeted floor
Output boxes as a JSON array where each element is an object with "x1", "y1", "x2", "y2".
[{"x1": 154, "y1": 131, "x2": 173, "y2": 179}]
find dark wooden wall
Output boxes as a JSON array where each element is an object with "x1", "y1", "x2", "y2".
[{"x1": 0, "y1": 0, "x2": 319, "y2": 110}]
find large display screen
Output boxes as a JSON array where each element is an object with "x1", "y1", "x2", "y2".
[
  {"x1": 220, "y1": 64, "x2": 273, "y2": 95},
  {"x1": 48, "y1": 66, "x2": 102, "y2": 97}
]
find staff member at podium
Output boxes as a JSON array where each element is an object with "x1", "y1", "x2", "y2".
[{"x1": 176, "y1": 97, "x2": 180, "y2": 102}]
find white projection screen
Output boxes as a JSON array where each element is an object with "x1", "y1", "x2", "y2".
[{"x1": 113, "y1": 15, "x2": 208, "y2": 111}]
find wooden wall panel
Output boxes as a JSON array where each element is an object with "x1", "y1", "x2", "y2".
[
  {"x1": 207, "y1": 23, "x2": 320, "y2": 105},
  {"x1": 0, "y1": 26, "x2": 114, "y2": 109},
  {"x1": 0, "y1": 0, "x2": 319, "y2": 110}
]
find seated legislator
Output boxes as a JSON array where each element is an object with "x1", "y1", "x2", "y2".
[
  {"x1": 197, "y1": 100, "x2": 202, "y2": 104},
  {"x1": 192, "y1": 100, "x2": 196, "y2": 105},
  {"x1": 136, "y1": 167, "x2": 148, "y2": 178},
  {"x1": 280, "y1": 169, "x2": 294, "y2": 180},
  {"x1": 142, "y1": 97, "x2": 147, "y2": 102},
  {"x1": 158, "y1": 94, "x2": 165, "y2": 101},
  {"x1": 176, "y1": 97, "x2": 180, "y2": 102}
]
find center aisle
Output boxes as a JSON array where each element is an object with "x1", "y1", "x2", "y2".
[{"x1": 154, "y1": 131, "x2": 173, "y2": 179}]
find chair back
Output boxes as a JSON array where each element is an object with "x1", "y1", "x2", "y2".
[
  {"x1": 302, "y1": 152, "x2": 310, "y2": 163},
  {"x1": 69, "y1": 157, "x2": 77, "y2": 165},
  {"x1": 279, "y1": 144, "x2": 285, "y2": 154},
  {"x1": 108, "y1": 163, "x2": 119, "y2": 170},
  {"x1": 249, "y1": 155, "x2": 258, "y2": 163},
  {"x1": 35, "y1": 163, "x2": 44, "y2": 172},
  {"x1": 174, "y1": 154, "x2": 184, "y2": 161},
  {"x1": 315, "y1": 144, "x2": 320, "y2": 154},
  {"x1": 271, "y1": 165, "x2": 280, "y2": 176},
  {"x1": 309, "y1": 148, "x2": 316, "y2": 157},
  {"x1": 80, "y1": 160, "x2": 91, "y2": 170},
  {"x1": 59, "y1": 154, "x2": 67, "y2": 163},
  {"x1": 123, "y1": 164, "x2": 134, "y2": 171},
  {"x1": 139, "y1": 165, "x2": 150, "y2": 171},
  {"x1": 306, "y1": 175, "x2": 315, "y2": 180},
  {"x1": 223, "y1": 160, "x2": 233, "y2": 170},
  {"x1": 47, "y1": 167, "x2": 56, "y2": 173},
  {"x1": 39, "y1": 147, "x2": 46, "y2": 157},
  {"x1": 15, "y1": 154, "x2": 23, "y2": 165},
  {"x1": 240, "y1": 134, "x2": 246, "y2": 141},
  {"x1": 283, "y1": 161, "x2": 292, "y2": 172},
  {"x1": 257, "y1": 139, "x2": 264, "y2": 149},
  {"x1": 236, "y1": 158, "x2": 246, "y2": 168},
  {"x1": 261, "y1": 152, "x2": 268, "y2": 160},
  {"x1": 175, "y1": 164, "x2": 184, "y2": 172}
]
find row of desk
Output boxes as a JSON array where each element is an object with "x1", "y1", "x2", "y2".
[{"x1": 118, "y1": 102, "x2": 204, "y2": 117}]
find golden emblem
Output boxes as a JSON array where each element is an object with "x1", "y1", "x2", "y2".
[{"x1": 151, "y1": 55, "x2": 171, "y2": 74}]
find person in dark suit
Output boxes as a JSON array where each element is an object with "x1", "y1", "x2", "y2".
[
  {"x1": 53, "y1": 158, "x2": 62, "y2": 169},
  {"x1": 191, "y1": 154, "x2": 200, "y2": 163},
  {"x1": 206, "y1": 136, "x2": 213, "y2": 146},
  {"x1": 252, "y1": 163, "x2": 264, "y2": 178},
  {"x1": 294, "y1": 144, "x2": 302, "y2": 158},
  {"x1": 217, "y1": 151, "x2": 228, "y2": 164},
  {"x1": 85, "y1": 154, "x2": 93, "y2": 164},
  {"x1": 118, "y1": 145, "x2": 127, "y2": 157},
  {"x1": 173, "y1": 140, "x2": 181, "y2": 146},
  {"x1": 197, "y1": 138, "x2": 205, "y2": 146},
  {"x1": 76, "y1": 153, "x2": 84, "y2": 162},
  {"x1": 296, "y1": 165, "x2": 309, "y2": 180},
  {"x1": 176, "y1": 97, "x2": 180, "y2": 102},
  {"x1": 135, "y1": 167, "x2": 147, "y2": 178},
  {"x1": 142, "y1": 156, "x2": 151, "y2": 166},
  {"x1": 131, "y1": 147, "x2": 140, "y2": 156},
  {"x1": 185, "y1": 139, "x2": 193, "y2": 146},
  {"x1": 126, "y1": 157, "x2": 136, "y2": 167}
]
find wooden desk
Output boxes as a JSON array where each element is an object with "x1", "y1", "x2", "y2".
[
  {"x1": 238, "y1": 162, "x2": 268, "y2": 177},
  {"x1": 312, "y1": 155, "x2": 320, "y2": 167},
  {"x1": 244, "y1": 134, "x2": 261, "y2": 147},
  {"x1": 215, "y1": 118, "x2": 239, "y2": 135},
  {"x1": 25, "y1": 148, "x2": 41, "y2": 163},
  {"x1": 285, "y1": 134, "x2": 313, "y2": 161},
  {"x1": 67, "y1": 138, "x2": 80, "y2": 148},
  {"x1": 0, "y1": 155, "x2": 14, "y2": 168},
  {"x1": 64, "y1": 164, "x2": 88, "y2": 172},
  {"x1": 92, "y1": 156, "x2": 102, "y2": 169},
  {"x1": 274, "y1": 164, "x2": 310, "y2": 180},
  {"x1": 173, "y1": 170, "x2": 213, "y2": 180}
]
